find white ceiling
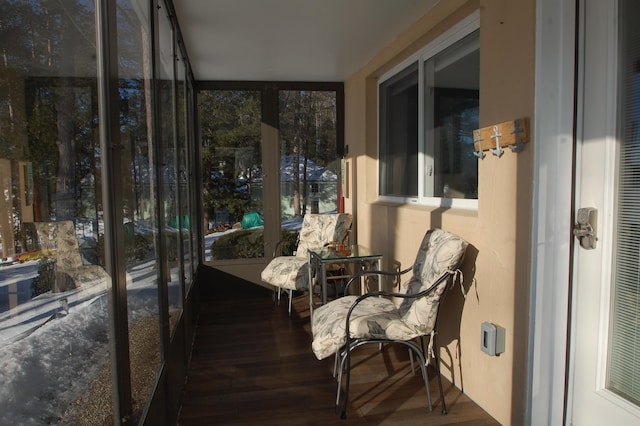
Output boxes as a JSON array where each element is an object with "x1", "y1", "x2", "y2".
[{"x1": 172, "y1": 0, "x2": 439, "y2": 82}]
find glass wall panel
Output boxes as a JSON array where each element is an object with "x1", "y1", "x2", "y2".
[
  {"x1": 200, "y1": 86, "x2": 341, "y2": 265},
  {"x1": 0, "y1": 0, "x2": 197, "y2": 423},
  {"x1": 157, "y1": 0, "x2": 182, "y2": 330},
  {"x1": 279, "y1": 90, "x2": 340, "y2": 220},
  {"x1": 0, "y1": 1, "x2": 114, "y2": 423},
  {"x1": 117, "y1": 0, "x2": 162, "y2": 422},
  {"x1": 177, "y1": 52, "x2": 193, "y2": 294},
  {"x1": 200, "y1": 90, "x2": 263, "y2": 261}
]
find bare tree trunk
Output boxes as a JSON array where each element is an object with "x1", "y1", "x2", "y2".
[
  {"x1": 55, "y1": 78, "x2": 77, "y2": 220},
  {"x1": 293, "y1": 135, "x2": 301, "y2": 217},
  {"x1": 142, "y1": 24, "x2": 156, "y2": 227}
]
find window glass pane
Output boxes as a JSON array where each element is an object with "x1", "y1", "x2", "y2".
[
  {"x1": 200, "y1": 90, "x2": 263, "y2": 261},
  {"x1": 0, "y1": 1, "x2": 115, "y2": 422},
  {"x1": 279, "y1": 90, "x2": 339, "y2": 233},
  {"x1": 379, "y1": 63, "x2": 419, "y2": 197},
  {"x1": 425, "y1": 30, "x2": 479, "y2": 199},
  {"x1": 157, "y1": 1, "x2": 183, "y2": 327},
  {"x1": 177, "y1": 55, "x2": 193, "y2": 294},
  {"x1": 607, "y1": 0, "x2": 640, "y2": 405},
  {"x1": 117, "y1": 0, "x2": 162, "y2": 422}
]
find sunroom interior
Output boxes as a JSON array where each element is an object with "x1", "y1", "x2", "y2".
[{"x1": 0, "y1": 0, "x2": 524, "y2": 425}]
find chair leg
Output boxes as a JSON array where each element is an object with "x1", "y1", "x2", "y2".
[
  {"x1": 409, "y1": 348, "x2": 416, "y2": 376},
  {"x1": 340, "y1": 344, "x2": 353, "y2": 419},
  {"x1": 335, "y1": 348, "x2": 346, "y2": 407},
  {"x1": 287, "y1": 289, "x2": 292, "y2": 316},
  {"x1": 336, "y1": 339, "x2": 432, "y2": 419},
  {"x1": 431, "y1": 334, "x2": 448, "y2": 414}
]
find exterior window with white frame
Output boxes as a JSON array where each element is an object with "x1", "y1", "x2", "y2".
[{"x1": 378, "y1": 24, "x2": 479, "y2": 206}]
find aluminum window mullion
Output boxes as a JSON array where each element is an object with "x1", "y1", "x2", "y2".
[
  {"x1": 422, "y1": 57, "x2": 435, "y2": 198},
  {"x1": 95, "y1": 0, "x2": 133, "y2": 422},
  {"x1": 417, "y1": 59, "x2": 426, "y2": 200}
]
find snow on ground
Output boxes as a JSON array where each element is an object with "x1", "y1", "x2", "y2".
[
  {"x1": 0, "y1": 256, "x2": 170, "y2": 424},
  {"x1": 0, "y1": 217, "x2": 306, "y2": 424}
]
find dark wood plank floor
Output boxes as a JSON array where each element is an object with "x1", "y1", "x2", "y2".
[{"x1": 178, "y1": 291, "x2": 500, "y2": 425}]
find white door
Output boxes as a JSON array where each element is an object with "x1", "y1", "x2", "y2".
[{"x1": 568, "y1": 0, "x2": 640, "y2": 424}]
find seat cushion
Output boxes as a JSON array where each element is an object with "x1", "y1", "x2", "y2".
[
  {"x1": 261, "y1": 256, "x2": 310, "y2": 291},
  {"x1": 311, "y1": 295, "x2": 419, "y2": 360}
]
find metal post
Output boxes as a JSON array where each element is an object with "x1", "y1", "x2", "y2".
[{"x1": 95, "y1": 0, "x2": 132, "y2": 423}]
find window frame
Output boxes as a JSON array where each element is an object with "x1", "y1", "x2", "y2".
[{"x1": 377, "y1": 11, "x2": 480, "y2": 210}]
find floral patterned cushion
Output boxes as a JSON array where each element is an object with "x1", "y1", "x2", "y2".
[
  {"x1": 34, "y1": 221, "x2": 109, "y2": 290},
  {"x1": 397, "y1": 229, "x2": 468, "y2": 332},
  {"x1": 310, "y1": 228, "x2": 467, "y2": 360},
  {"x1": 260, "y1": 256, "x2": 310, "y2": 291},
  {"x1": 295, "y1": 213, "x2": 352, "y2": 258},
  {"x1": 35, "y1": 220, "x2": 84, "y2": 269},
  {"x1": 312, "y1": 295, "x2": 417, "y2": 360},
  {"x1": 261, "y1": 213, "x2": 352, "y2": 291}
]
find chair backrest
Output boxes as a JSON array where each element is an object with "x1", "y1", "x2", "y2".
[
  {"x1": 295, "y1": 213, "x2": 352, "y2": 258},
  {"x1": 398, "y1": 228, "x2": 468, "y2": 333},
  {"x1": 34, "y1": 221, "x2": 84, "y2": 270}
]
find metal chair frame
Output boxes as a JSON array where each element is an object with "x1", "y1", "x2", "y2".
[{"x1": 334, "y1": 263, "x2": 464, "y2": 419}]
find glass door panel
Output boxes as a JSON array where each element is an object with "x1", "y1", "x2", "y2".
[{"x1": 569, "y1": 0, "x2": 640, "y2": 423}]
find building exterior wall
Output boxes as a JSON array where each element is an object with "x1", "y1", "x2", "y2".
[{"x1": 343, "y1": 1, "x2": 535, "y2": 423}]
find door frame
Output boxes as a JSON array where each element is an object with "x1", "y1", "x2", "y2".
[
  {"x1": 530, "y1": 0, "x2": 640, "y2": 424},
  {"x1": 528, "y1": 0, "x2": 577, "y2": 424}
]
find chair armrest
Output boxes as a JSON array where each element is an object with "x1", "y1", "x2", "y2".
[
  {"x1": 343, "y1": 265, "x2": 413, "y2": 295},
  {"x1": 272, "y1": 239, "x2": 286, "y2": 258},
  {"x1": 272, "y1": 234, "x2": 300, "y2": 258}
]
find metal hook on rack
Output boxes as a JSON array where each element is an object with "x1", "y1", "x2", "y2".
[
  {"x1": 508, "y1": 119, "x2": 525, "y2": 152},
  {"x1": 489, "y1": 125, "x2": 503, "y2": 157},
  {"x1": 473, "y1": 129, "x2": 486, "y2": 159}
]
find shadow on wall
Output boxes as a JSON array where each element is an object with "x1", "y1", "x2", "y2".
[{"x1": 436, "y1": 243, "x2": 479, "y2": 391}]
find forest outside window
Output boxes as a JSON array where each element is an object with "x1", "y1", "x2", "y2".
[{"x1": 378, "y1": 19, "x2": 479, "y2": 208}]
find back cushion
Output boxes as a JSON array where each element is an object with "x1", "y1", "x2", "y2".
[
  {"x1": 35, "y1": 221, "x2": 83, "y2": 270},
  {"x1": 398, "y1": 229, "x2": 468, "y2": 333},
  {"x1": 296, "y1": 213, "x2": 352, "y2": 258}
]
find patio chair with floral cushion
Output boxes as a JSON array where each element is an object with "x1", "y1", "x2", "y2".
[
  {"x1": 261, "y1": 213, "x2": 352, "y2": 316},
  {"x1": 34, "y1": 220, "x2": 109, "y2": 292},
  {"x1": 311, "y1": 228, "x2": 468, "y2": 419}
]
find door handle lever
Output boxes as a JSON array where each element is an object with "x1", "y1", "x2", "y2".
[{"x1": 574, "y1": 207, "x2": 597, "y2": 250}]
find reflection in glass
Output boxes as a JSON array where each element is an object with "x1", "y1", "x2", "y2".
[
  {"x1": 0, "y1": 0, "x2": 195, "y2": 422},
  {"x1": 425, "y1": 30, "x2": 479, "y2": 199},
  {"x1": 157, "y1": 1, "x2": 183, "y2": 330},
  {"x1": 379, "y1": 63, "x2": 419, "y2": 198},
  {"x1": 117, "y1": 0, "x2": 162, "y2": 422},
  {"x1": 0, "y1": 0, "x2": 114, "y2": 423},
  {"x1": 177, "y1": 53, "x2": 193, "y2": 294}
]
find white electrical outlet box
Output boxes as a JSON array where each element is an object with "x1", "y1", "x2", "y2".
[{"x1": 480, "y1": 322, "x2": 505, "y2": 356}]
